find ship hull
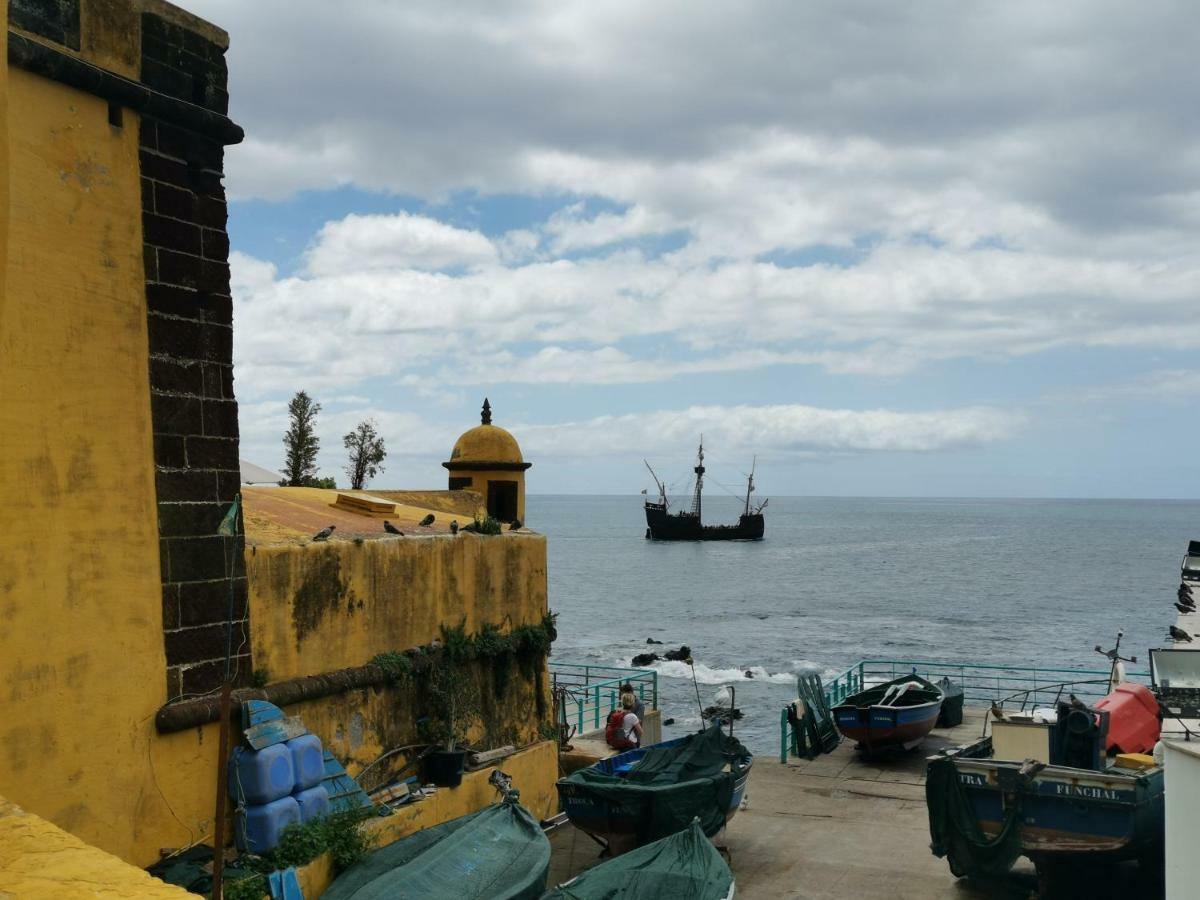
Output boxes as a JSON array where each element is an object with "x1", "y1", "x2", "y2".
[{"x1": 644, "y1": 503, "x2": 764, "y2": 541}]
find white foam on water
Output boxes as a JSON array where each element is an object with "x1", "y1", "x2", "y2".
[{"x1": 642, "y1": 659, "x2": 796, "y2": 684}]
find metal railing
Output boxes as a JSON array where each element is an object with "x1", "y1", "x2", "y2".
[
  {"x1": 549, "y1": 662, "x2": 658, "y2": 736},
  {"x1": 779, "y1": 658, "x2": 1152, "y2": 763}
]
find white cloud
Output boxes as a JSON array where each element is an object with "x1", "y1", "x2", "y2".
[
  {"x1": 519, "y1": 403, "x2": 1023, "y2": 458},
  {"x1": 305, "y1": 213, "x2": 497, "y2": 275}
]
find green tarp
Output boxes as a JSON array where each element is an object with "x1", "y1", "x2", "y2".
[
  {"x1": 543, "y1": 820, "x2": 733, "y2": 900},
  {"x1": 559, "y1": 723, "x2": 751, "y2": 843},
  {"x1": 322, "y1": 800, "x2": 550, "y2": 900}
]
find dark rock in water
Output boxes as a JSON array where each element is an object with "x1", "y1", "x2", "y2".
[
  {"x1": 663, "y1": 645, "x2": 691, "y2": 662},
  {"x1": 662, "y1": 718, "x2": 675, "y2": 726},
  {"x1": 744, "y1": 670, "x2": 754, "y2": 678},
  {"x1": 646, "y1": 638, "x2": 663, "y2": 645},
  {"x1": 631, "y1": 652, "x2": 660, "y2": 667},
  {"x1": 703, "y1": 705, "x2": 744, "y2": 721}
]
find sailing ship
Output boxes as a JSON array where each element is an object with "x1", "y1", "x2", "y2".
[{"x1": 643, "y1": 440, "x2": 766, "y2": 541}]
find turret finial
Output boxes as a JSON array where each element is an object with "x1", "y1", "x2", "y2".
[{"x1": 481, "y1": 398, "x2": 492, "y2": 425}]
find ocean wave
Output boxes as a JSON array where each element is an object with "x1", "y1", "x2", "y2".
[{"x1": 636, "y1": 659, "x2": 797, "y2": 685}]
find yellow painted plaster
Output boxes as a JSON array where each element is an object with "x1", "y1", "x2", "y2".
[
  {"x1": 295, "y1": 741, "x2": 558, "y2": 898},
  {"x1": 0, "y1": 66, "x2": 189, "y2": 864},
  {"x1": 248, "y1": 532, "x2": 548, "y2": 679},
  {"x1": 0, "y1": 795, "x2": 190, "y2": 899}
]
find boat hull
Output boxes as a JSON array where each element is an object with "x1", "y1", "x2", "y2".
[
  {"x1": 557, "y1": 735, "x2": 752, "y2": 854},
  {"x1": 953, "y1": 757, "x2": 1163, "y2": 861},
  {"x1": 833, "y1": 679, "x2": 944, "y2": 753},
  {"x1": 644, "y1": 503, "x2": 764, "y2": 541}
]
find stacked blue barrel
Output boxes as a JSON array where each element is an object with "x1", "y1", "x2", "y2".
[{"x1": 230, "y1": 732, "x2": 331, "y2": 852}]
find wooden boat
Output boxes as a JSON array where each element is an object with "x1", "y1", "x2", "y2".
[
  {"x1": 643, "y1": 441, "x2": 765, "y2": 541},
  {"x1": 927, "y1": 663, "x2": 1165, "y2": 888},
  {"x1": 321, "y1": 791, "x2": 549, "y2": 899},
  {"x1": 557, "y1": 722, "x2": 753, "y2": 855},
  {"x1": 543, "y1": 819, "x2": 735, "y2": 899},
  {"x1": 833, "y1": 674, "x2": 944, "y2": 752}
]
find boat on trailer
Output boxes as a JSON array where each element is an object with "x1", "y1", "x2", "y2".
[
  {"x1": 832, "y1": 673, "x2": 944, "y2": 752},
  {"x1": 556, "y1": 722, "x2": 752, "y2": 856},
  {"x1": 643, "y1": 441, "x2": 766, "y2": 541}
]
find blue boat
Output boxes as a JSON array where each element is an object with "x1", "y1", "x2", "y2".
[
  {"x1": 556, "y1": 722, "x2": 752, "y2": 855},
  {"x1": 833, "y1": 674, "x2": 944, "y2": 752}
]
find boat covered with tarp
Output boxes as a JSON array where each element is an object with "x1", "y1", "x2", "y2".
[
  {"x1": 542, "y1": 818, "x2": 735, "y2": 899},
  {"x1": 557, "y1": 722, "x2": 752, "y2": 854},
  {"x1": 833, "y1": 673, "x2": 944, "y2": 752},
  {"x1": 322, "y1": 794, "x2": 550, "y2": 900}
]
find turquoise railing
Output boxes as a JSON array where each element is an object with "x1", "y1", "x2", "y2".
[
  {"x1": 549, "y1": 663, "x2": 658, "y2": 736},
  {"x1": 779, "y1": 658, "x2": 1151, "y2": 763}
]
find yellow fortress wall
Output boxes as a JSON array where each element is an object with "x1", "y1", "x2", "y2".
[{"x1": 0, "y1": 48, "x2": 173, "y2": 862}]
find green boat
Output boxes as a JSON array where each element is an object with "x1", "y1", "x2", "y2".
[
  {"x1": 322, "y1": 794, "x2": 550, "y2": 900},
  {"x1": 543, "y1": 819, "x2": 734, "y2": 899}
]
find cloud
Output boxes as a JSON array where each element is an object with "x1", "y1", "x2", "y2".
[
  {"x1": 514, "y1": 403, "x2": 1023, "y2": 458},
  {"x1": 305, "y1": 213, "x2": 497, "y2": 275}
]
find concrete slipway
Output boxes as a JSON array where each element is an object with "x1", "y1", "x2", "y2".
[{"x1": 546, "y1": 709, "x2": 1158, "y2": 899}]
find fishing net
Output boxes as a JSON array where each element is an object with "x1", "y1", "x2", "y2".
[
  {"x1": 544, "y1": 819, "x2": 733, "y2": 899},
  {"x1": 321, "y1": 800, "x2": 549, "y2": 900},
  {"x1": 560, "y1": 723, "x2": 751, "y2": 843},
  {"x1": 925, "y1": 754, "x2": 1022, "y2": 878}
]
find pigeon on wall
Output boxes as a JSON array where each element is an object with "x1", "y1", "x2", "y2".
[
  {"x1": 449, "y1": 520, "x2": 459, "y2": 535},
  {"x1": 419, "y1": 514, "x2": 435, "y2": 528},
  {"x1": 383, "y1": 521, "x2": 402, "y2": 535},
  {"x1": 312, "y1": 525, "x2": 336, "y2": 542},
  {"x1": 509, "y1": 518, "x2": 523, "y2": 530},
  {"x1": 1169, "y1": 625, "x2": 1193, "y2": 643},
  {"x1": 1176, "y1": 602, "x2": 1194, "y2": 615}
]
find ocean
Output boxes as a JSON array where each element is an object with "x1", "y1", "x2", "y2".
[{"x1": 530, "y1": 494, "x2": 1200, "y2": 753}]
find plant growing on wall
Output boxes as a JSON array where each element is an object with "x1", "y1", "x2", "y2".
[
  {"x1": 428, "y1": 623, "x2": 479, "y2": 751},
  {"x1": 343, "y1": 419, "x2": 387, "y2": 489},
  {"x1": 280, "y1": 391, "x2": 323, "y2": 486}
]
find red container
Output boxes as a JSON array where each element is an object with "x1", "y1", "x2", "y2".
[{"x1": 1094, "y1": 683, "x2": 1160, "y2": 755}]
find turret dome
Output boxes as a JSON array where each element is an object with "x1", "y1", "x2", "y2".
[{"x1": 444, "y1": 399, "x2": 531, "y2": 471}]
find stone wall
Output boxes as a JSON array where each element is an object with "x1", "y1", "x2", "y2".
[{"x1": 137, "y1": 9, "x2": 247, "y2": 698}]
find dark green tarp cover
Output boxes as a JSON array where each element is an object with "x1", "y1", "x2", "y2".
[
  {"x1": 543, "y1": 819, "x2": 733, "y2": 900},
  {"x1": 560, "y1": 723, "x2": 751, "y2": 843},
  {"x1": 322, "y1": 799, "x2": 550, "y2": 900},
  {"x1": 926, "y1": 755, "x2": 1022, "y2": 878}
]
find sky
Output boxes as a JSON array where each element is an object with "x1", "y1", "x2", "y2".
[{"x1": 188, "y1": 0, "x2": 1200, "y2": 497}]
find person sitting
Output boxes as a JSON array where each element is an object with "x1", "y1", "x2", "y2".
[
  {"x1": 620, "y1": 684, "x2": 645, "y2": 721},
  {"x1": 604, "y1": 693, "x2": 643, "y2": 751}
]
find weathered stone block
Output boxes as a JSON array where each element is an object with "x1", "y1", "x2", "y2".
[
  {"x1": 153, "y1": 434, "x2": 188, "y2": 470},
  {"x1": 164, "y1": 622, "x2": 229, "y2": 666},
  {"x1": 150, "y1": 392, "x2": 202, "y2": 437},
  {"x1": 155, "y1": 469, "x2": 216, "y2": 504},
  {"x1": 202, "y1": 399, "x2": 240, "y2": 438},
  {"x1": 180, "y1": 578, "x2": 247, "y2": 627},
  {"x1": 185, "y1": 435, "x2": 237, "y2": 469},
  {"x1": 157, "y1": 502, "x2": 227, "y2": 537},
  {"x1": 165, "y1": 536, "x2": 229, "y2": 583}
]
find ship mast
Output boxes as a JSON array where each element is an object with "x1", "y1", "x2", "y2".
[
  {"x1": 691, "y1": 438, "x2": 705, "y2": 519},
  {"x1": 643, "y1": 459, "x2": 668, "y2": 510},
  {"x1": 743, "y1": 456, "x2": 756, "y2": 517}
]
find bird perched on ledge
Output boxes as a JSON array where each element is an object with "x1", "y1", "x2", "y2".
[
  {"x1": 509, "y1": 518, "x2": 523, "y2": 530},
  {"x1": 450, "y1": 520, "x2": 459, "y2": 535},
  {"x1": 1169, "y1": 625, "x2": 1193, "y2": 643},
  {"x1": 312, "y1": 525, "x2": 335, "y2": 542},
  {"x1": 1176, "y1": 602, "x2": 1194, "y2": 615},
  {"x1": 419, "y1": 513, "x2": 435, "y2": 528},
  {"x1": 383, "y1": 521, "x2": 402, "y2": 536}
]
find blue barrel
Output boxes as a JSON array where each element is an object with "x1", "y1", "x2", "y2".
[
  {"x1": 293, "y1": 784, "x2": 331, "y2": 823},
  {"x1": 229, "y1": 744, "x2": 294, "y2": 805},
  {"x1": 237, "y1": 795, "x2": 301, "y2": 853},
  {"x1": 287, "y1": 733, "x2": 325, "y2": 791}
]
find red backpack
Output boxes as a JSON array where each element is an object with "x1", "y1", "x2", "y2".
[{"x1": 605, "y1": 709, "x2": 634, "y2": 750}]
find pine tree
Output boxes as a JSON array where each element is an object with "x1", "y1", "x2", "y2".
[
  {"x1": 281, "y1": 391, "x2": 322, "y2": 486},
  {"x1": 343, "y1": 419, "x2": 387, "y2": 490}
]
